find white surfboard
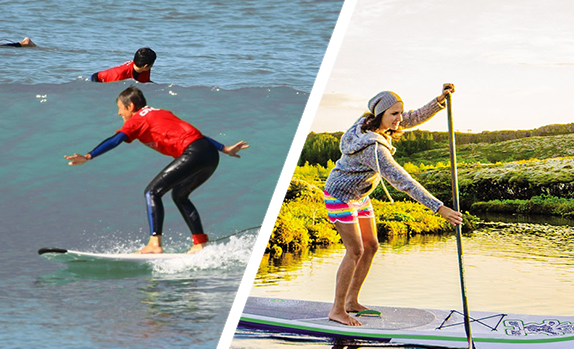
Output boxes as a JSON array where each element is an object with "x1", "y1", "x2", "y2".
[
  {"x1": 37, "y1": 227, "x2": 260, "y2": 264},
  {"x1": 38, "y1": 247, "x2": 195, "y2": 263},
  {"x1": 239, "y1": 297, "x2": 574, "y2": 348}
]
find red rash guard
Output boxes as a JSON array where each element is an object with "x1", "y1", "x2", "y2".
[
  {"x1": 97, "y1": 61, "x2": 151, "y2": 83},
  {"x1": 118, "y1": 106, "x2": 204, "y2": 158}
]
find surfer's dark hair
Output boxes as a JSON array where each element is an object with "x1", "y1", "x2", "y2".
[
  {"x1": 117, "y1": 86, "x2": 147, "y2": 111},
  {"x1": 133, "y1": 47, "x2": 156, "y2": 68}
]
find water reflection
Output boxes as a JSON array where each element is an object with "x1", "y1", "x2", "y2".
[
  {"x1": 477, "y1": 212, "x2": 574, "y2": 227},
  {"x1": 36, "y1": 262, "x2": 152, "y2": 285},
  {"x1": 252, "y1": 220, "x2": 574, "y2": 316},
  {"x1": 472, "y1": 222, "x2": 574, "y2": 263}
]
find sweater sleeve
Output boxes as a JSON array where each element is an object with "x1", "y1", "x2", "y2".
[
  {"x1": 400, "y1": 98, "x2": 446, "y2": 130},
  {"x1": 364, "y1": 143, "x2": 443, "y2": 212}
]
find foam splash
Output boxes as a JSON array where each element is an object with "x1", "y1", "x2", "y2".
[
  {"x1": 82, "y1": 227, "x2": 149, "y2": 254},
  {"x1": 150, "y1": 233, "x2": 257, "y2": 274}
]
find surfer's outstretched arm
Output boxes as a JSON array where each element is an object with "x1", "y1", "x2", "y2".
[
  {"x1": 205, "y1": 137, "x2": 249, "y2": 158},
  {"x1": 64, "y1": 132, "x2": 128, "y2": 166},
  {"x1": 64, "y1": 153, "x2": 91, "y2": 166},
  {"x1": 222, "y1": 140, "x2": 249, "y2": 158}
]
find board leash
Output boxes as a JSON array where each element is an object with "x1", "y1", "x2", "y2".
[
  {"x1": 208, "y1": 225, "x2": 261, "y2": 244},
  {"x1": 446, "y1": 92, "x2": 475, "y2": 349}
]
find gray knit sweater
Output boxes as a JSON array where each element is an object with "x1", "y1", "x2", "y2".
[{"x1": 324, "y1": 98, "x2": 445, "y2": 213}]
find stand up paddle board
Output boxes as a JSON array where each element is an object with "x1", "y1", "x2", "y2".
[
  {"x1": 239, "y1": 297, "x2": 574, "y2": 348},
  {"x1": 38, "y1": 247, "x2": 196, "y2": 263}
]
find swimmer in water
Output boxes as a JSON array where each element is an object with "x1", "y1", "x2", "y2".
[
  {"x1": 1, "y1": 37, "x2": 37, "y2": 47},
  {"x1": 91, "y1": 47, "x2": 156, "y2": 83}
]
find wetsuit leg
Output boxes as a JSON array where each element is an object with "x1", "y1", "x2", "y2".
[
  {"x1": 1, "y1": 42, "x2": 22, "y2": 47},
  {"x1": 144, "y1": 138, "x2": 219, "y2": 240}
]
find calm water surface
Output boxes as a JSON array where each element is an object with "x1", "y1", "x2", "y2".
[{"x1": 232, "y1": 221, "x2": 574, "y2": 348}]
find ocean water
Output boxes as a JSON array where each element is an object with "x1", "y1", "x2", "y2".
[
  {"x1": 0, "y1": 0, "x2": 343, "y2": 90},
  {"x1": 0, "y1": 1, "x2": 344, "y2": 348}
]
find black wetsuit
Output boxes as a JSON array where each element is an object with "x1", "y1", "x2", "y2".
[
  {"x1": 1, "y1": 42, "x2": 22, "y2": 47},
  {"x1": 88, "y1": 131, "x2": 223, "y2": 245},
  {"x1": 144, "y1": 138, "x2": 219, "y2": 241}
]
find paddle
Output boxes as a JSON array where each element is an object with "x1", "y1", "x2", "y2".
[{"x1": 446, "y1": 91, "x2": 476, "y2": 349}]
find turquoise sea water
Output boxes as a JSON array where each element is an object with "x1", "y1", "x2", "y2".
[{"x1": 0, "y1": 1, "x2": 344, "y2": 348}]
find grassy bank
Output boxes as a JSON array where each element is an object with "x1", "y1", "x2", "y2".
[
  {"x1": 471, "y1": 195, "x2": 574, "y2": 218},
  {"x1": 396, "y1": 133, "x2": 574, "y2": 165},
  {"x1": 410, "y1": 157, "x2": 574, "y2": 208},
  {"x1": 269, "y1": 131, "x2": 574, "y2": 257},
  {"x1": 268, "y1": 178, "x2": 478, "y2": 257}
]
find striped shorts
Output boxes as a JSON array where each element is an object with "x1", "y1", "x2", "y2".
[{"x1": 324, "y1": 190, "x2": 375, "y2": 224}]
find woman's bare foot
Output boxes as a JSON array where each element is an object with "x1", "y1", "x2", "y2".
[
  {"x1": 186, "y1": 243, "x2": 206, "y2": 254},
  {"x1": 329, "y1": 308, "x2": 362, "y2": 326}
]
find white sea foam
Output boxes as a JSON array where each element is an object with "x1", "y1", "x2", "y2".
[{"x1": 150, "y1": 233, "x2": 258, "y2": 274}]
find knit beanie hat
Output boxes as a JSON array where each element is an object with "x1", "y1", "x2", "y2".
[{"x1": 368, "y1": 91, "x2": 403, "y2": 116}]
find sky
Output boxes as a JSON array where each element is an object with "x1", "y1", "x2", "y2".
[{"x1": 311, "y1": 0, "x2": 574, "y2": 133}]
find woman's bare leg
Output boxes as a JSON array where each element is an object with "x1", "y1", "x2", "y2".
[
  {"x1": 328, "y1": 221, "x2": 364, "y2": 326},
  {"x1": 346, "y1": 216, "x2": 378, "y2": 312}
]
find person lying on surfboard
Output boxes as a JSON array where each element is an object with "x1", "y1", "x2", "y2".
[
  {"x1": 0, "y1": 37, "x2": 37, "y2": 47},
  {"x1": 323, "y1": 83, "x2": 463, "y2": 326},
  {"x1": 65, "y1": 86, "x2": 249, "y2": 254},
  {"x1": 90, "y1": 47, "x2": 156, "y2": 83}
]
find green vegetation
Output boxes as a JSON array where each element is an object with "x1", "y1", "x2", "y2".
[
  {"x1": 472, "y1": 195, "x2": 574, "y2": 218},
  {"x1": 405, "y1": 157, "x2": 574, "y2": 208},
  {"x1": 267, "y1": 177, "x2": 478, "y2": 257},
  {"x1": 399, "y1": 133, "x2": 574, "y2": 165},
  {"x1": 269, "y1": 122, "x2": 574, "y2": 257},
  {"x1": 298, "y1": 132, "x2": 342, "y2": 167},
  {"x1": 293, "y1": 155, "x2": 574, "y2": 210},
  {"x1": 269, "y1": 178, "x2": 337, "y2": 257},
  {"x1": 298, "y1": 123, "x2": 574, "y2": 167}
]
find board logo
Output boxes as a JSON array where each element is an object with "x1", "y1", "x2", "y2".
[
  {"x1": 504, "y1": 319, "x2": 574, "y2": 336},
  {"x1": 259, "y1": 298, "x2": 301, "y2": 307}
]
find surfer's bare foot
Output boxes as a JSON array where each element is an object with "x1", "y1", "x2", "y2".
[
  {"x1": 21, "y1": 37, "x2": 36, "y2": 47},
  {"x1": 134, "y1": 245, "x2": 164, "y2": 254},
  {"x1": 186, "y1": 243, "x2": 206, "y2": 254},
  {"x1": 134, "y1": 235, "x2": 163, "y2": 254},
  {"x1": 329, "y1": 308, "x2": 362, "y2": 326}
]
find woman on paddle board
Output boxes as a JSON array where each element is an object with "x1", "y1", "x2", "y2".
[
  {"x1": 324, "y1": 83, "x2": 462, "y2": 326},
  {"x1": 65, "y1": 86, "x2": 249, "y2": 254}
]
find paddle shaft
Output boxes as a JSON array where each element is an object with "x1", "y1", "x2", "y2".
[{"x1": 446, "y1": 93, "x2": 475, "y2": 349}]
